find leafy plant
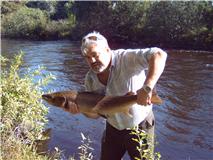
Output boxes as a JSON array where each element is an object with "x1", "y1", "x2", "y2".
[
  {"x1": 1, "y1": 6, "x2": 47, "y2": 38},
  {"x1": 130, "y1": 127, "x2": 161, "y2": 160},
  {"x1": 43, "y1": 19, "x2": 74, "y2": 39},
  {"x1": 1, "y1": 52, "x2": 54, "y2": 159},
  {"x1": 0, "y1": 52, "x2": 95, "y2": 160},
  {"x1": 78, "y1": 133, "x2": 94, "y2": 160}
]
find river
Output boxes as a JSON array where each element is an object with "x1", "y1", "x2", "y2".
[{"x1": 1, "y1": 39, "x2": 213, "y2": 160}]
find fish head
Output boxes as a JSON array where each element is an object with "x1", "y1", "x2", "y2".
[
  {"x1": 42, "y1": 91, "x2": 78, "y2": 108},
  {"x1": 42, "y1": 93, "x2": 66, "y2": 107}
]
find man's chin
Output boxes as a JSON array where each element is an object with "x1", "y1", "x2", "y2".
[{"x1": 91, "y1": 67, "x2": 105, "y2": 73}]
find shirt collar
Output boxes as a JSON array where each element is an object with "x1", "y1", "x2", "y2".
[{"x1": 111, "y1": 50, "x2": 116, "y2": 67}]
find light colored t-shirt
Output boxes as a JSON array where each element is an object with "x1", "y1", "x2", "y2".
[{"x1": 85, "y1": 47, "x2": 164, "y2": 130}]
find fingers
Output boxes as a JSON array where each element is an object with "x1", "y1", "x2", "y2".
[
  {"x1": 125, "y1": 91, "x2": 135, "y2": 96},
  {"x1": 147, "y1": 97, "x2": 152, "y2": 105},
  {"x1": 136, "y1": 88, "x2": 152, "y2": 106}
]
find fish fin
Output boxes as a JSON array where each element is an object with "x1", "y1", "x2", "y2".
[{"x1": 151, "y1": 94, "x2": 163, "y2": 105}]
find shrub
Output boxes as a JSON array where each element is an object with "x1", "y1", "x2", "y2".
[
  {"x1": 130, "y1": 127, "x2": 161, "y2": 160},
  {"x1": 1, "y1": 7, "x2": 48, "y2": 38},
  {"x1": 0, "y1": 52, "x2": 54, "y2": 159},
  {"x1": 0, "y1": 52, "x2": 94, "y2": 160},
  {"x1": 42, "y1": 18, "x2": 75, "y2": 39},
  {"x1": 1, "y1": 1, "x2": 27, "y2": 15}
]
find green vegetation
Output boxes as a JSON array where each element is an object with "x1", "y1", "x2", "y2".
[
  {"x1": 1, "y1": 1, "x2": 75, "y2": 40},
  {"x1": 130, "y1": 127, "x2": 161, "y2": 160},
  {"x1": 1, "y1": 1, "x2": 213, "y2": 50},
  {"x1": 0, "y1": 52, "x2": 55, "y2": 159},
  {"x1": 76, "y1": 133, "x2": 94, "y2": 160},
  {"x1": 0, "y1": 53, "x2": 95, "y2": 159},
  {"x1": 2, "y1": 7, "x2": 47, "y2": 39}
]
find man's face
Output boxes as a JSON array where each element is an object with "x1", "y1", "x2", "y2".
[{"x1": 83, "y1": 44, "x2": 111, "y2": 73}]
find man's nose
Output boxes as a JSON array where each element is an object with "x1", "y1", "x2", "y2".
[{"x1": 90, "y1": 57, "x2": 96, "y2": 63}]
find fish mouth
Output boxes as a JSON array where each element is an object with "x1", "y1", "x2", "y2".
[{"x1": 42, "y1": 94, "x2": 52, "y2": 101}]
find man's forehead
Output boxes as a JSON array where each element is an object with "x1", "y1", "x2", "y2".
[{"x1": 84, "y1": 44, "x2": 104, "y2": 55}]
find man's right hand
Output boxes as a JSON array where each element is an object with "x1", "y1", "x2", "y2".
[
  {"x1": 62, "y1": 101, "x2": 100, "y2": 119},
  {"x1": 63, "y1": 101, "x2": 80, "y2": 114}
]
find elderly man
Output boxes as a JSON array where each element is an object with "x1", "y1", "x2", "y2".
[{"x1": 68, "y1": 31, "x2": 167, "y2": 160}]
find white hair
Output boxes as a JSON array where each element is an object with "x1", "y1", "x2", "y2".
[{"x1": 81, "y1": 31, "x2": 109, "y2": 55}]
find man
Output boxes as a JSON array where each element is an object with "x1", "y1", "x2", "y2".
[{"x1": 67, "y1": 31, "x2": 167, "y2": 160}]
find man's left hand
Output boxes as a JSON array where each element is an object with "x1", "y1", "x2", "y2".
[{"x1": 136, "y1": 88, "x2": 152, "y2": 106}]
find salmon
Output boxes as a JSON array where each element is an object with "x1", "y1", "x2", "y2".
[{"x1": 42, "y1": 90, "x2": 163, "y2": 117}]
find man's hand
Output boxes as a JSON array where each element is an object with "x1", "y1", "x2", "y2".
[
  {"x1": 136, "y1": 88, "x2": 152, "y2": 106},
  {"x1": 62, "y1": 101, "x2": 100, "y2": 119},
  {"x1": 63, "y1": 101, "x2": 80, "y2": 114}
]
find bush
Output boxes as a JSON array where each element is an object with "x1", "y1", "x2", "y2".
[
  {"x1": 1, "y1": 7, "x2": 48, "y2": 39},
  {"x1": 41, "y1": 17, "x2": 75, "y2": 39},
  {"x1": 0, "y1": 53, "x2": 94, "y2": 160},
  {"x1": 0, "y1": 52, "x2": 54, "y2": 159},
  {"x1": 1, "y1": 1, "x2": 27, "y2": 15}
]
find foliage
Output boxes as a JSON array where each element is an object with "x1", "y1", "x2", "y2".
[
  {"x1": 0, "y1": 52, "x2": 95, "y2": 160},
  {"x1": 71, "y1": 1, "x2": 114, "y2": 40},
  {"x1": 1, "y1": 6, "x2": 48, "y2": 39},
  {"x1": 42, "y1": 19, "x2": 74, "y2": 39},
  {"x1": 0, "y1": 52, "x2": 54, "y2": 159},
  {"x1": 1, "y1": 1, "x2": 213, "y2": 50},
  {"x1": 26, "y1": 1, "x2": 57, "y2": 13},
  {"x1": 73, "y1": 1, "x2": 152, "y2": 41},
  {"x1": 25, "y1": 1, "x2": 74, "y2": 20},
  {"x1": 142, "y1": 1, "x2": 213, "y2": 49},
  {"x1": 1, "y1": 1, "x2": 26, "y2": 15},
  {"x1": 0, "y1": 136, "x2": 50, "y2": 160},
  {"x1": 68, "y1": 133, "x2": 94, "y2": 160},
  {"x1": 110, "y1": 1, "x2": 153, "y2": 41},
  {"x1": 25, "y1": 1, "x2": 57, "y2": 20},
  {"x1": 50, "y1": 1, "x2": 74, "y2": 20},
  {"x1": 130, "y1": 127, "x2": 161, "y2": 160},
  {"x1": 1, "y1": 1, "x2": 75, "y2": 40},
  {"x1": 78, "y1": 133, "x2": 94, "y2": 160},
  {"x1": 72, "y1": 1, "x2": 213, "y2": 50}
]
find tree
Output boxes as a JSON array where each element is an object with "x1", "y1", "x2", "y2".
[{"x1": 142, "y1": 1, "x2": 213, "y2": 49}]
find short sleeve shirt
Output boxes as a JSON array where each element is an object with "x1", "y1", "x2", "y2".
[{"x1": 85, "y1": 47, "x2": 164, "y2": 130}]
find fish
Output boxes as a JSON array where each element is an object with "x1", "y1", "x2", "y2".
[{"x1": 42, "y1": 90, "x2": 163, "y2": 117}]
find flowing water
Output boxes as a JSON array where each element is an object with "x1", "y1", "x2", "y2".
[{"x1": 1, "y1": 39, "x2": 213, "y2": 160}]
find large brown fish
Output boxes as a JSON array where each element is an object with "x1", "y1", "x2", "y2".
[{"x1": 42, "y1": 91, "x2": 163, "y2": 117}]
